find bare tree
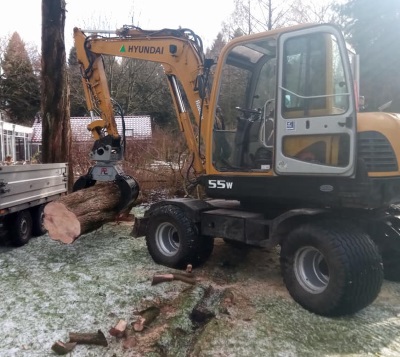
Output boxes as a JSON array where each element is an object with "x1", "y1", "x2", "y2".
[
  {"x1": 224, "y1": 0, "x2": 296, "y2": 37},
  {"x1": 41, "y1": 0, "x2": 73, "y2": 188},
  {"x1": 223, "y1": 0, "x2": 338, "y2": 40},
  {"x1": 288, "y1": 0, "x2": 339, "y2": 25}
]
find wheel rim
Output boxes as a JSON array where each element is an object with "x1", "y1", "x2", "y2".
[
  {"x1": 294, "y1": 246, "x2": 329, "y2": 294},
  {"x1": 155, "y1": 222, "x2": 180, "y2": 257},
  {"x1": 20, "y1": 219, "x2": 28, "y2": 237}
]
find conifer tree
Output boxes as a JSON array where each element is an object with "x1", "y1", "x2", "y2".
[{"x1": 0, "y1": 32, "x2": 40, "y2": 124}]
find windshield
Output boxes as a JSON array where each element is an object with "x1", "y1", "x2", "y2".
[{"x1": 212, "y1": 37, "x2": 277, "y2": 172}]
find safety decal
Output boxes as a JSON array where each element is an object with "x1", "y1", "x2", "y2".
[{"x1": 286, "y1": 120, "x2": 295, "y2": 131}]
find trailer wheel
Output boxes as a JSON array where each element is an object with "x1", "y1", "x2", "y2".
[
  {"x1": 31, "y1": 204, "x2": 47, "y2": 236},
  {"x1": 146, "y1": 205, "x2": 213, "y2": 269},
  {"x1": 10, "y1": 210, "x2": 33, "y2": 247},
  {"x1": 280, "y1": 221, "x2": 383, "y2": 316}
]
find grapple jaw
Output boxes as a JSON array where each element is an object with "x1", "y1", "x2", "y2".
[
  {"x1": 73, "y1": 164, "x2": 140, "y2": 211},
  {"x1": 73, "y1": 174, "x2": 96, "y2": 192},
  {"x1": 115, "y1": 174, "x2": 140, "y2": 210}
]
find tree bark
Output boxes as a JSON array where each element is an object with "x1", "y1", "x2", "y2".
[
  {"x1": 69, "y1": 330, "x2": 108, "y2": 346},
  {"x1": 41, "y1": 0, "x2": 73, "y2": 191},
  {"x1": 44, "y1": 182, "x2": 123, "y2": 244},
  {"x1": 190, "y1": 285, "x2": 234, "y2": 325}
]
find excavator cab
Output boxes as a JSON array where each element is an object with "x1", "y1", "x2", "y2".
[{"x1": 210, "y1": 25, "x2": 356, "y2": 178}]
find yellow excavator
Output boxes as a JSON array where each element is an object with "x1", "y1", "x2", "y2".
[{"x1": 74, "y1": 23, "x2": 400, "y2": 317}]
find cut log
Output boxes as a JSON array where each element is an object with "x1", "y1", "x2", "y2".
[
  {"x1": 109, "y1": 319, "x2": 127, "y2": 338},
  {"x1": 151, "y1": 273, "x2": 196, "y2": 286},
  {"x1": 151, "y1": 274, "x2": 174, "y2": 285},
  {"x1": 69, "y1": 330, "x2": 108, "y2": 346},
  {"x1": 51, "y1": 340, "x2": 77, "y2": 355},
  {"x1": 44, "y1": 182, "x2": 127, "y2": 244},
  {"x1": 173, "y1": 273, "x2": 197, "y2": 285},
  {"x1": 132, "y1": 306, "x2": 160, "y2": 332}
]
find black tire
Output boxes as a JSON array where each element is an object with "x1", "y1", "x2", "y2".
[
  {"x1": 146, "y1": 205, "x2": 214, "y2": 269},
  {"x1": 280, "y1": 221, "x2": 383, "y2": 317},
  {"x1": 31, "y1": 204, "x2": 47, "y2": 236},
  {"x1": 10, "y1": 210, "x2": 33, "y2": 247},
  {"x1": 374, "y1": 233, "x2": 400, "y2": 282}
]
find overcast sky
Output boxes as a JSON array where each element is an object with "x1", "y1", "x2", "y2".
[{"x1": 0, "y1": 0, "x2": 235, "y2": 51}]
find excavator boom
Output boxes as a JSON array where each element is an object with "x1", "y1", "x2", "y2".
[
  {"x1": 73, "y1": 26, "x2": 215, "y2": 207},
  {"x1": 74, "y1": 26, "x2": 211, "y2": 174}
]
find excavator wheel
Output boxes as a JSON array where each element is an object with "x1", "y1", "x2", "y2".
[
  {"x1": 115, "y1": 174, "x2": 140, "y2": 210},
  {"x1": 146, "y1": 204, "x2": 213, "y2": 269},
  {"x1": 280, "y1": 220, "x2": 383, "y2": 317}
]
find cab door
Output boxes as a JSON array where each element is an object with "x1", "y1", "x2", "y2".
[{"x1": 274, "y1": 25, "x2": 357, "y2": 176}]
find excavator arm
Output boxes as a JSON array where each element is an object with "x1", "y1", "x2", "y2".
[{"x1": 73, "y1": 26, "x2": 213, "y2": 208}]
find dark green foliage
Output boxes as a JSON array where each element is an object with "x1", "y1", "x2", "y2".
[
  {"x1": 338, "y1": 0, "x2": 400, "y2": 111},
  {"x1": 0, "y1": 32, "x2": 40, "y2": 124}
]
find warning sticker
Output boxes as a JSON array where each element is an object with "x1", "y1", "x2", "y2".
[{"x1": 286, "y1": 120, "x2": 295, "y2": 131}]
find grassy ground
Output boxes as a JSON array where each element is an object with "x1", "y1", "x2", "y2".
[{"x1": 0, "y1": 221, "x2": 399, "y2": 357}]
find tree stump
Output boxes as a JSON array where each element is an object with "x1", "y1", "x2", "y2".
[{"x1": 44, "y1": 182, "x2": 124, "y2": 244}]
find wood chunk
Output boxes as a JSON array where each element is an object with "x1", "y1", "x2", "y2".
[
  {"x1": 151, "y1": 274, "x2": 174, "y2": 285},
  {"x1": 133, "y1": 317, "x2": 146, "y2": 332},
  {"x1": 123, "y1": 336, "x2": 137, "y2": 349},
  {"x1": 151, "y1": 273, "x2": 196, "y2": 286},
  {"x1": 109, "y1": 319, "x2": 127, "y2": 338},
  {"x1": 132, "y1": 306, "x2": 160, "y2": 332},
  {"x1": 186, "y1": 264, "x2": 193, "y2": 273},
  {"x1": 69, "y1": 329, "x2": 108, "y2": 346},
  {"x1": 51, "y1": 340, "x2": 77, "y2": 355},
  {"x1": 173, "y1": 273, "x2": 196, "y2": 285}
]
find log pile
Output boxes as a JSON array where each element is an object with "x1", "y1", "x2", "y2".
[{"x1": 50, "y1": 266, "x2": 236, "y2": 355}]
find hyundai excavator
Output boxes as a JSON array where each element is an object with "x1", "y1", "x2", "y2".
[{"x1": 73, "y1": 23, "x2": 400, "y2": 317}]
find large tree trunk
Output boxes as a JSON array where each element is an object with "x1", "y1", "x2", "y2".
[
  {"x1": 44, "y1": 183, "x2": 124, "y2": 244},
  {"x1": 41, "y1": 0, "x2": 73, "y2": 191}
]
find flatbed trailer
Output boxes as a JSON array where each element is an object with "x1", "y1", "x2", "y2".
[{"x1": 0, "y1": 163, "x2": 68, "y2": 245}]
